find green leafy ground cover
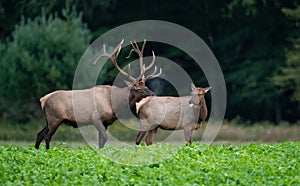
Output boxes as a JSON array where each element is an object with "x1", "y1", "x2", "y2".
[{"x1": 1, "y1": 142, "x2": 299, "y2": 185}]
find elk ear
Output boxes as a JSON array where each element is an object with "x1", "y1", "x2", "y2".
[
  {"x1": 124, "y1": 80, "x2": 133, "y2": 87},
  {"x1": 191, "y1": 83, "x2": 196, "y2": 91},
  {"x1": 204, "y1": 86, "x2": 212, "y2": 93}
]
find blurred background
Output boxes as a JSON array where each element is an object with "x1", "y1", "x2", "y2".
[{"x1": 0, "y1": 0, "x2": 299, "y2": 144}]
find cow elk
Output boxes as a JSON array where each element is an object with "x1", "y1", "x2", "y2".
[
  {"x1": 35, "y1": 39, "x2": 162, "y2": 149},
  {"x1": 136, "y1": 83, "x2": 211, "y2": 145}
]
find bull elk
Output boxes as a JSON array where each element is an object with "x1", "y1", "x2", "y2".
[
  {"x1": 35, "y1": 39, "x2": 162, "y2": 149},
  {"x1": 135, "y1": 83, "x2": 211, "y2": 145}
]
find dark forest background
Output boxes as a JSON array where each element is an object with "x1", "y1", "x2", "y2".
[{"x1": 0, "y1": 0, "x2": 299, "y2": 124}]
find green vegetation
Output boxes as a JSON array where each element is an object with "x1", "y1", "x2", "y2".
[
  {"x1": 1, "y1": 2, "x2": 299, "y2": 185},
  {"x1": 0, "y1": 7, "x2": 91, "y2": 122},
  {"x1": 0, "y1": 0, "x2": 299, "y2": 123},
  {"x1": 273, "y1": 6, "x2": 300, "y2": 104},
  {"x1": 1, "y1": 142, "x2": 299, "y2": 185}
]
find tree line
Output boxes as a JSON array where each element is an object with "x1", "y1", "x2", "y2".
[{"x1": 0, "y1": 0, "x2": 299, "y2": 123}]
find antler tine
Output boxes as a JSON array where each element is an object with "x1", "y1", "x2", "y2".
[
  {"x1": 125, "y1": 49, "x2": 135, "y2": 59},
  {"x1": 130, "y1": 40, "x2": 144, "y2": 75},
  {"x1": 137, "y1": 40, "x2": 146, "y2": 75},
  {"x1": 111, "y1": 57, "x2": 136, "y2": 82},
  {"x1": 132, "y1": 40, "x2": 141, "y2": 54},
  {"x1": 140, "y1": 39, "x2": 147, "y2": 56},
  {"x1": 126, "y1": 63, "x2": 135, "y2": 81},
  {"x1": 126, "y1": 39, "x2": 146, "y2": 58},
  {"x1": 112, "y1": 42, "x2": 122, "y2": 59},
  {"x1": 144, "y1": 51, "x2": 156, "y2": 72},
  {"x1": 93, "y1": 44, "x2": 109, "y2": 65},
  {"x1": 123, "y1": 39, "x2": 161, "y2": 82},
  {"x1": 135, "y1": 64, "x2": 146, "y2": 82},
  {"x1": 93, "y1": 39, "x2": 136, "y2": 82},
  {"x1": 93, "y1": 39, "x2": 124, "y2": 65},
  {"x1": 144, "y1": 66, "x2": 162, "y2": 81}
]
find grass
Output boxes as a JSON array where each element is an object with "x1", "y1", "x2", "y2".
[
  {"x1": 0, "y1": 119, "x2": 85, "y2": 142},
  {"x1": 1, "y1": 142, "x2": 300, "y2": 185},
  {"x1": 0, "y1": 118, "x2": 300, "y2": 146},
  {"x1": 215, "y1": 121, "x2": 300, "y2": 142}
]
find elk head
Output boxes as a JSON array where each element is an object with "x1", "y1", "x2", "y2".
[
  {"x1": 189, "y1": 83, "x2": 211, "y2": 107},
  {"x1": 93, "y1": 39, "x2": 162, "y2": 103}
]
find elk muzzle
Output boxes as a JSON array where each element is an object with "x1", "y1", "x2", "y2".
[{"x1": 143, "y1": 87, "x2": 155, "y2": 97}]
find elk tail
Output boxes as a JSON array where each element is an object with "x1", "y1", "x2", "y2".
[{"x1": 40, "y1": 91, "x2": 57, "y2": 111}]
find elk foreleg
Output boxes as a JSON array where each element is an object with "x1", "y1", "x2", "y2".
[
  {"x1": 136, "y1": 131, "x2": 147, "y2": 145},
  {"x1": 145, "y1": 127, "x2": 158, "y2": 146},
  {"x1": 136, "y1": 120, "x2": 152, "y2": 145},
  {"x1": 183, "y1": 128, "x2": 193, "y2": 145},
  {"x1": 92, "y1": 112, "x2": 107, "y2": 148}
]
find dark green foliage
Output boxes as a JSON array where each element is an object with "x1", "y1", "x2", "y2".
[
  {"x1": 0, "y1": 8, "x2": 91, "y2": 122},
  {"x1": 0, "y1": 0, "x2": 300, "y2": 123},
  {"x1": 273, "y1": 6, "x2": 300, "y2": 103},
  {"x1": 214, "y1": 0, "x2": 289, "y2": 121}
]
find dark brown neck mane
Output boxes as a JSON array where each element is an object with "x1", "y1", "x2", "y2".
[
  {"x1": 111, "y1": 86, "x2": 144, "y2": 118},
  {"x1": 193, "y1": 98, "x2": 208, "y2": 124},
  {"x1": 128, "y1": 90, "x2": 145, "y2": 117}
]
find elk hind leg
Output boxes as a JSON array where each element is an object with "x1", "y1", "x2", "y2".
[
  {"x1": 35, "y1": 126, "x2": 48, "y2": 149},
  {"x1": 44, "y1": 119, "x2": 61, "y2": 149}
]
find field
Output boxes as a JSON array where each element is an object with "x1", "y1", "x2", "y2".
[
  {"x1": 1, "y1": 142, "x2": 300, "y2": 185},
  {"x1": 1, "y1": 119, "x2": 300, "y2": 185},
  {"x1": 1, "y1": 119, "x2": 300, "y2": 143}
]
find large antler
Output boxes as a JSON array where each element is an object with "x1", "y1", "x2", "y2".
[
  {"x1": 93, "y1": 39, "x2": 136, "y2": 82},
  {"x1": 126, "y1": 39, "x2": 162, "y2": 82}
]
